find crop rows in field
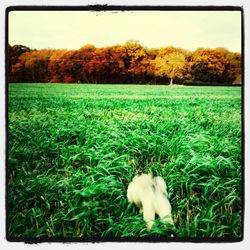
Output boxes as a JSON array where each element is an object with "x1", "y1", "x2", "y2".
[{"x1": 8, "y1": 84, "x2": 242, "y2": 239}]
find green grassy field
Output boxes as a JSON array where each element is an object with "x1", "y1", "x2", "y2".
[{"x1": 7, "y1": 83, "x2": 242, "y2": 240}]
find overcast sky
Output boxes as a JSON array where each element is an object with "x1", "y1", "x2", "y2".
[{"x1": 8, "y1": 10, "x2": 242, "y2": 52}]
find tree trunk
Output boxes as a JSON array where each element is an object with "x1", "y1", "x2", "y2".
[
  {"x1": 170, "y1": 78, "x2": 174, "y2": 85},
  {"x1": 169, "y1": 67, "x2": 175, "y2": 85}
]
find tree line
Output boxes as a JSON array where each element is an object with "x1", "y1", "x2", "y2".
[{"x1": 8, "y1": 40, "x2": 241, "y2": 85}]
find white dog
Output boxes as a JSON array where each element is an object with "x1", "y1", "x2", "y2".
[{"x1": 127, "y1": 173, "x2": 174, "y2": 230}]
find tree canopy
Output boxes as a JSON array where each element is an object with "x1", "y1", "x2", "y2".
[
  {"x1": 154, "y1": 47, "x2": 186, "y2": 85},
  {"x1": 8, "y1": 42, "x2": 241, "y2": 85}
]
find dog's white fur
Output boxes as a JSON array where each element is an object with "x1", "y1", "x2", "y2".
[{"x1": 127, "y1": 173, "x2": 174, "y2": 230}]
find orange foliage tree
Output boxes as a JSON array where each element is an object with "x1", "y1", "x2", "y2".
[
  {"x1": 124, "y1": 40, "x2": 156, "y2": 83},
  {"x1": 11, "y1": 49, "x2": 54, "y2": 82},
  {"x1": 8, "y1": 42, "x2": 241, "y2": 85},
  {"x1": 8, "y1": 45, "x2": 30, "y2": 82},
  {"x1": 190, "y1": 48, "x2": 240, "y2": 83},
  {"x1": 47, "y1": 50, "x2": 68, "y2": 83}
]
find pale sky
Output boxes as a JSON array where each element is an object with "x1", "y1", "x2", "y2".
[{"x1": 8, "y1": 10, "x2": 242, "y2": 52}]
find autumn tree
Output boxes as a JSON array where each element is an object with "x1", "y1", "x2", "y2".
[
  {"x1": 124, "y1": 40, "x2": 155, "y2": 83},
  {"x1": 228, "y1": 52, "x2": 241, "y2": 83},
  {"x1": 154, "y1": 47, "x2": 186, "y2": 85},
  {"x1": 8, "y1": 44, "x2": 31, "y2": 82},
  {"x1": 56, "y1": 50, "x2": 82, "y2": 83},
  {"x1": 8, "y1": 43, "x2": 241, "y2": 85},
  {"x1": 107, "y1": 45, "x2": 127, "y2": 78},
  {"x1": 191, "y1": 48, "x2": 238, "y2": 83},
  {"x1": 10, "y1": 61, "x2": 25, "y2": 82},
  {"x1": 216, "y1": 49, "x2": 241, "y2": 83},
  {"x1": 47, "y1": 49, "x2": 67, "y2": 83},
  {"x1": 78, "y1": 45, "x2": 97, "y2": 83},
  {"x1": 11, "y1": 49, "x2": 53, "y2": 82},
  {"x1": 97, "y1": 45, "x2": 127, "y2": 83},
  {"x1": 95, "y1": 45, "x2": 128, "y2": 83},
  {"x1": 77, "y1": 44, "x2": 97, "y2": 83}
]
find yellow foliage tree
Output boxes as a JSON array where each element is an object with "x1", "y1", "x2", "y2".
[{"x1": 154, "y1": 47, "x2": 186, "y2": 85}]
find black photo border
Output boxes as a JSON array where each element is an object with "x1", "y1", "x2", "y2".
[{"x1": 5, "y1": 4, "x2": 245, "y2": 244}]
